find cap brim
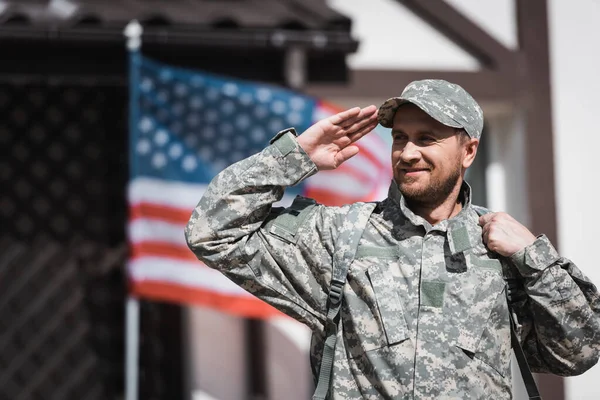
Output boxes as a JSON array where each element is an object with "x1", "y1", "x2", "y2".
[{"x1": 377, "y1": 97, "x2": 463, "y2": 130}]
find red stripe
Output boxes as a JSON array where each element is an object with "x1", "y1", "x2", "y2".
[
  {"x1": 129, "y1": 280, "x2": 284, "y2": 319},
  {"x1": 356, "y1": 142, "x2": 388, "y2": 171},
  {"x1": 130, "y1": 202, "x2": 192, "y2": 225},
  {"x1": 306, "y1": 187, "x2": 379, "y2": 206},
  {"x1": 130, "y1": 241, "x2": 197, "y2": 262},
  {"x1": 334, "y1": 162, "x2": 375, "y2": 185}
]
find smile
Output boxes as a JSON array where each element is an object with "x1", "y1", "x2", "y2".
[{"x1": 402, "y1": 168, "x2": 429, "y2": 175}]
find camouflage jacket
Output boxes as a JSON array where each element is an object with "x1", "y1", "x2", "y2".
[{"x1": 185, "y1": 131, "x2": 600, "y2": 399}]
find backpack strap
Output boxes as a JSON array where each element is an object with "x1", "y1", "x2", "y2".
[
  {"x1": 473, "y1": 206, "x2": 541, "y2": 400},
  {"x1": 312, "y1": 202, "x2": 376, "y2": 400}
]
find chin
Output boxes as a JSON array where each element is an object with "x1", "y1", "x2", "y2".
[{"x1": 398, "y1": 183, "x2": 429, "y2": 200}]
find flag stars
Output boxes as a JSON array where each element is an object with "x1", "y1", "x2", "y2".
[
  {"x1": 254, "y1": 105, "x2": 268, "y2": 119},
  {"x1": 271, "y1": 100, "x2": 286, "y2": 115},
  {"x1": 139, "y1": 117, "x2": 153, "y2": 133},
  {"x1": 235, "y1": 114, "x2": 251, "y2": 130},
  {"x1": 220, "y1": 123, "x2": 234, "y2": 136},
  {"x1": 169, "y1": 121, "x2": 183, "y2": 134},
  {"x1": 174, "y1": 83, "x2": 188, "y2": 97},
  {"x1": 221, "y1": 100, "x2": 236, "y2": 115},
  {"x1": 190, "y1": 96, "x2": 204, "y2": 110},
  {"x1": 169, "y1": 143, "x2": 183, "y2": 159},
  {"x1": 136, "y1": 138, "x2": 151, "y2": 155},
  {"x1": 213, "y1": 159, "x2": 228, "y2": 173},
  {"x1": 239, "y1": 92, "x2": 253, "y2": 106},
  {"x1": 234, "y1": 136, "x2": 248, "y2": 149},
  {"x1": 182, "y1": 155, "x2": 198, "y2": 172},
  {"x1": 152, "y1": 152, "x2": 167, "y2": 169},
  {"x1": 190, "y1": 76, "x2": 205, "y2": 87},
  {"x1": 156, "y1": 109, "x2": 169, "y2": 123},
  {"x1": 231, "y1": 151, "x2": 244, "y2": 162},
  {"x1": 268, "y1": 119, "x2": 284, "y2": 133},
  {"x1": 198, "y1": 147, "x2": 213, "y2": 161},
  {"x1": 216, "y1": 139, "x2": 230, "y2": 152},
  {"x1": 202, "y1": 126, "x2": 216, "y2": 140},
  {"x1": 140, "y1": 77, "x2": 154, "y2": 93},
  {"x1": 159, "y1": 69, "x2": 173, "y2": 82},
  {"x1": 185, "y1": 135, "x2": 199, "y2": 147},
  {"x1": 154, "y1": 130, "x2": 169, "y2": 146},
  {"x1": 287, "y1": 112, "x2": 303, "y2": 126},
  {"x1": 251, "y1": 127, "x2": 266, "y2": 143},
  {"x1": 290, "y1": 97, "x2": 306, "y2": 111},
  {"x1": 172, "y1": 102, "x2": 186, "y2": 116},
  {"x1": 205, "y1": 109, "x2": 219, "y2": 123},
  {"x1": 187, "y1": 114, "x2": 201, "y2": 127},
  {"x1": 157, "y1": 90, "x2": 169, "y2": 103},
  {"x1": 223, "y1": 83, "x2": 239, "y2": 97},
  {"x1": 257, "y1": 88, "x2": 272, "y2": 102},
  {"x1": 206, "y1": 87, "x2": 220, "y2": 101}
]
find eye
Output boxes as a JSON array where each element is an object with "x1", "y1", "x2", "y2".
[
  {"x1": 392, "y1": 134, "x2": 407, "y2": 143},
  {"x1": 419, "y1": 135, "x2": 436, "y2": 144}
]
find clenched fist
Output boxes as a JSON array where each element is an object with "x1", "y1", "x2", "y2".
[{"x1": 478, "y1": 212, "x2": 537, "y2": 257}]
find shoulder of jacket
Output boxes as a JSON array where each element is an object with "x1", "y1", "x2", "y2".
[{"x1": 471, "y1": 204, "x2": 492, "y2": 216}]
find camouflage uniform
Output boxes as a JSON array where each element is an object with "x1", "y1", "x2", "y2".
[{"x1": 185, "y1": 80, "x2": 600, "y2": 399}]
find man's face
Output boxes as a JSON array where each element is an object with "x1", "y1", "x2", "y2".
[{"x1": 391, "y1": 104, "x2": 477, "y2": 206}]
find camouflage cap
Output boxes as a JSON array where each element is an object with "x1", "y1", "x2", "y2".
[{"x1": 377, "y1": 79, "x2": 484, "y2": 139}]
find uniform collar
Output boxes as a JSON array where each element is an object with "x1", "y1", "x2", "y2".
[{"x1": 388, "y1": 180, "x2": 478, "y2": 252}]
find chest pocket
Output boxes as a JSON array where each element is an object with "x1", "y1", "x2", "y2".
[
  {"x1": 342, "y1": 249, "x2": 410, "y2": 358},
  {"x1": 443, "y1": 254, "x2": 506, "y2": 354}
]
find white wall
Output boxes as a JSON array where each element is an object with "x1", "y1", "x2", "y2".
[{"x1": 548, "y1": 1, "x2": 600, "y2": 399}]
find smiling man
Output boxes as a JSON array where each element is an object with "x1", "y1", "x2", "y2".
[{"x1": 185, "y1": 79, "x2": 600, "y2": 399}]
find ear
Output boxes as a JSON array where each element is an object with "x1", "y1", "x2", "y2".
[{"x1": 462, "y1": 138, "x2": 479, "y2": 169}]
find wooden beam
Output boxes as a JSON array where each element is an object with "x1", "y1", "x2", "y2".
[
  {"x1": 304, "y1": 69, "x2": 517, "y2": 103},
  {"x1": 396, "y1": 0, "x2": 516, "y2": 72},
  {"x1": 516, "y1": 0, "x2": 562, "y2": 397}
]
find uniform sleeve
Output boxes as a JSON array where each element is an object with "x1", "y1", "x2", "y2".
[
  {"x1": 184, "y1": 131, "x2": 343, "y2": 331},
  {"x1": 507, "y1": 235, "x2": 600, "y2": 375}
]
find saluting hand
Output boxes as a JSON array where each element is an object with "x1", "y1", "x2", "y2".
[
  {"x1": 478, "y1": 212, "x2": 537, "y2": 257},
  {"x1": 296, "y1": 105, "x2": 379, "y2": 170}
]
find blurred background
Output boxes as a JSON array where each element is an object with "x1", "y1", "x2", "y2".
[{"x1": 1, "y1": 0, "x2": 599, "y2": 399}]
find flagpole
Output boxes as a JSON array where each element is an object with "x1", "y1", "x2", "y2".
[{"x1": 124, "y1": 19, "x2": 143, "y2": 400}]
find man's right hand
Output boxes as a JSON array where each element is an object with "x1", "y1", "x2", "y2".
[{"x1": 296, "y1": 105, "x2": 379, "y2": 171}]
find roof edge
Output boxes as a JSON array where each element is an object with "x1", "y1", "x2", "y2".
[{"x1": 0, "y1": 26, "x2": 359, "y2": 53}]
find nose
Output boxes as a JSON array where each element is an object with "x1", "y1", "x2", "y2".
[{"x1": 399, "y1": 141, "x2": 421, "y2": 164}]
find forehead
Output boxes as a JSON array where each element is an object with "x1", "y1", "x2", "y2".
[{"x1": 392, "y1": 103, "x2": 448, "y2": 131}]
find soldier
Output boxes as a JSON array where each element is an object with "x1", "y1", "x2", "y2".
[{"x1": 185, "y1": 80, "x2": 600, "y2": 399}]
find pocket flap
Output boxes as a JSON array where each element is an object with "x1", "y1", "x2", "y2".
[
  {"x1": 446, "y1": 256, "x2": 505, "y2": 353},
  {"x1": 367, "y1": 263, "x2": 409, "y2": 345}
]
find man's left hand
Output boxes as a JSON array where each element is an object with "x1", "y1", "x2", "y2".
[{"x1": 478, "y1": 212, "x2": 537, "y2": 257}]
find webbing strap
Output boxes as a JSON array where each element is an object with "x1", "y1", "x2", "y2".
[
  {"x1": 508, "y1": 294, "x2": 542, "y2": 400},
  {"x1": 312, "y1": 203, "x2": 376, "y2": 400},
  {"x1": 476, "y1": 206, "x2": 542, "y2": 400}
]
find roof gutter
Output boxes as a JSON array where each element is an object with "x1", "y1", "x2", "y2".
[{"x1": 0, "y1": 25, "x2": 359, "y2": 53}]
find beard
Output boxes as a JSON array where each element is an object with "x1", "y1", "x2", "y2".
[{"x1": 397, "y1": 161, "x2": 462, "y2": 209}]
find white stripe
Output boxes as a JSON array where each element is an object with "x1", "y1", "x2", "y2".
[
  {"x1": 357, "y1": 134, "x2": 391, "y2": 167},
  {"x1": 306, "y1": 171, "x2": 377, "y2": 197},
  {"x1": 130, "y1": 177, "x2": 299, "y2": 210},
  {"x1": 343, "y1": 153, "x2": 381, "y2": 181},
  {"x1": 129, "y1": 177, "x2": 207, "y2": 210},
  {"x1": 129, "y1": 219, "x2": 187, "y2": 246},
  {"x1": 128, "y1": 257, "x2": 253, "y2": 296},
  {"x1": 128, "y1": 194, "x2": 299, "y2": 247}
]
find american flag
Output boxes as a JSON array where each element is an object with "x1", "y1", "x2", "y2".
[{"x1": 127, "y1": 55, "x2": 392, "y2": 318}]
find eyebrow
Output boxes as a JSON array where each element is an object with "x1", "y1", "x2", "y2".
[{"x1": 391, "y1": 129, "x2": 437, "y2": 136}]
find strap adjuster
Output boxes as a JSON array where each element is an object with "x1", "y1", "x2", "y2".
[{"x1": 329, "y1": 279, "x2": 344, "y2": 305}]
